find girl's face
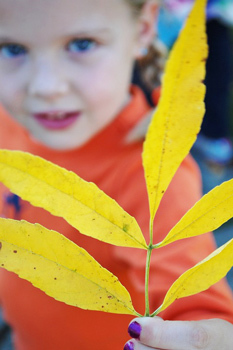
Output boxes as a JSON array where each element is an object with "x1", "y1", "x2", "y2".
[{"x1": 0, "y1": 0, "x2": 155, "y2": 150}]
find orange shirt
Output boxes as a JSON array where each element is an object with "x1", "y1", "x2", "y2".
[{"x1": 0, "y1": 86, "x2": 233, "y2": 350}]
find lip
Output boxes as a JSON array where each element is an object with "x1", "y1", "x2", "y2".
[{"x1": 32, "y1": 111, "x2": 81, "y2": 130}]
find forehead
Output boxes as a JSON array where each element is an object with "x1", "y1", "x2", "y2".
[{"x1": 0, "y1": 0, "x2": 134, "y2": 41}]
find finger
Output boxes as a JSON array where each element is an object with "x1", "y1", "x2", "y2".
[
  {"x1": 127, "y1": 317, "x2": 233, "y2": 350},
  {"x1": 137, "y1": 317, "x2": 207, "y2": 350},
  {"x1": 124, "y1": 339, "x2": 161, "y2": 350}
]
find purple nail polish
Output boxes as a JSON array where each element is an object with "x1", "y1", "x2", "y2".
[
  {"x1": 128, "y1": 321, "x2": 141, "y2": 339},
  {"x1": 124, "y1": 341, "x2": 134, "y2": 350}
]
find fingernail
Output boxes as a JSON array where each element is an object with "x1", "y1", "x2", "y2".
[
  {"x1": 124, "y1": 340, "x2": 134, "y2": 350},
  {"x1": 128, "y1": 321, "x2": 141, "y2": 339}
]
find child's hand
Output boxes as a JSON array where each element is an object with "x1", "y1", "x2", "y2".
[{"x1": 124, "y1": 316, "x2": 233, "y2": 349}]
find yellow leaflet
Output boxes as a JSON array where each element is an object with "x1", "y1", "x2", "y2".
[
  {"x1": 156, "y1": 239, "x2": 233, "y2": 314},
  {"x1": 0, "y1": 150, "x2": 147, "y2": 249},
  {"x1": 143, "y1": 0, "x2": 207, "y2": 221},
  {"x1": 0, "y1": 218, "x2": 138, "y2": 315},
  {"x1": 156, "y1": 179, "x2": 233, "y2": 247}
]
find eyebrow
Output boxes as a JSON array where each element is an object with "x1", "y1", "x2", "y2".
[
  {"x1": 0, "y1": 28, "x2": 113, "y2": 45},
  {"x1": 63, "y1": 28, "x2": 112, "y2": 38},
  {"x1": 0, "y1": 36, "x2": 17, "y2": 43}
]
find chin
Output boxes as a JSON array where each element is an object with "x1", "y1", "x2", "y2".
[{"x1": 36, "y1": 136, "x2": 87, "y2": 151}]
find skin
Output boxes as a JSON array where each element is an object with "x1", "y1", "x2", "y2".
[
  {"x1": 0, "y1": 0, "x2": 232, "y2": 347},
  {"x1": 125, "y1": 317, "x2": 233, "y2": 349}
]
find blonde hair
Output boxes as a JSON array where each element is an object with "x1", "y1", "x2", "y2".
[{"x1": 126, "y1": 0, "x2": 167, "y2": 91}]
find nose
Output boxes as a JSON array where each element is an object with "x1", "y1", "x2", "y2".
[{"x1": 28, "y1": 58, "x2": 69, "y2": 100}]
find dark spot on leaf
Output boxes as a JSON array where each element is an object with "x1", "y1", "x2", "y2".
[
  {"x1": 54, "y1": 278, "x2": 57, "y2": 280},
  {"x1": 108, "y1": 296, "x2": 113, "y2": 299},
  {"x1": 1, "y1": 264, "x2": 4, "y2": 267},
  {"x1": 34, "y1": 267, "x2": 36, "y2": 270},
  {"x1": 201, "y1": 58, "x2": 207, "y2": 62},
  {"x1": 13, "y1": 250, "x2": 17, "y2": 253},
  {"x1": 0, "y1": 242, "x2": 2, "y2": 250},
  {"x1": 123, "y1": 224, "x2": 129, "y2": 233},
  {"x1": 102, "y1": 306, "x2": 104, "y2": 308}
]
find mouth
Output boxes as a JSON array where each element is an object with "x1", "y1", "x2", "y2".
[{"x1": 32, "y1": 111, "x2": 81, "y2": 130}]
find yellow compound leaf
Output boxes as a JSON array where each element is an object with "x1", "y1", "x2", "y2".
[
  {"x1": 143, "y1": 0, "x2": 207, "y2": 221},
  {"x1": 156, "y1": 239, "x2": 233, "y2": 314},
  {"x1": 0, "y1": 150, "x2": 147, "y2": 249},
  {"x1": 0, "y1": 218, "x2": 138, "y2": 315},
  {"x1": 156, "y1": 179, "x2": 233, "y2": 248}
]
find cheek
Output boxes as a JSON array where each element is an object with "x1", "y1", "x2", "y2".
[
  {"x1": 0, "y1": 76, "x2": 24, "y2": 113},
  {"x1": 76, "y1": 56, "x2": 132, "y2": 110}
]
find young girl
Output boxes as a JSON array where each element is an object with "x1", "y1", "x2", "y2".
[{"x1": 0, "y1": 1, "x2": 232, "y2": 349}]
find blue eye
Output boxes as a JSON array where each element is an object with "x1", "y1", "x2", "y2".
[
  {"x1": 67, "y1": 39, "x2": 95, "y2": 53},
  {"x1": 0, "y1": 44, "x2": 27, "y2": 58}
]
